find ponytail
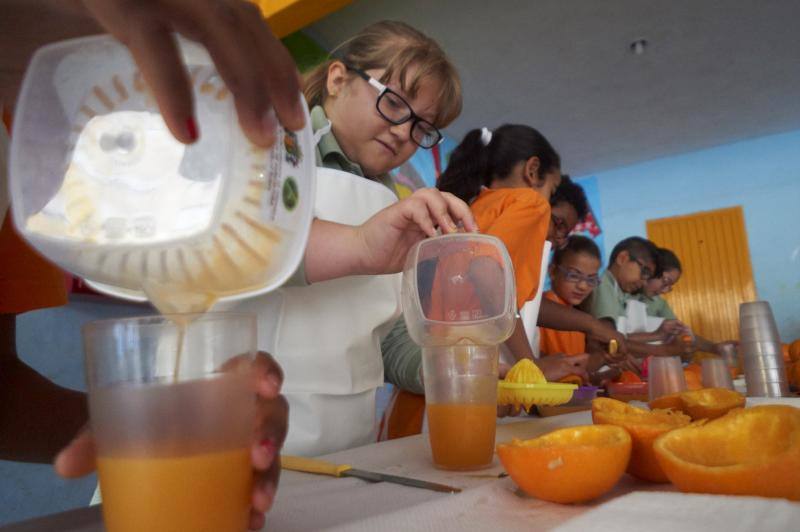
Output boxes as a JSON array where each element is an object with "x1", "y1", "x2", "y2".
[
  {"x1": 437, "y1": 124, "x2": 561, "y2": 204},
  {"x1": 436, "y1": 128, "x2": 491, "y2": 203}
]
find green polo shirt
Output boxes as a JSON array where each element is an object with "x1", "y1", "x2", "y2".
[
  {"x1": 586, "y1": 270, "x2": 629, "y2": 325},
  {"x1": 636, "y1": 294, "x2": 678, "y2": 320}
]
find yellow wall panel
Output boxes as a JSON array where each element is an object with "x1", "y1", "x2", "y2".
[
  {"x1": 646, "y1": 206, "x2": 756, "y2": 341},
  {"x1": 253, "y1": 0, "x2": 354, "y2": 38}
]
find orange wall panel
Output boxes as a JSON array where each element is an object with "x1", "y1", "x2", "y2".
[{"x1": 646, "y1": 206, "x2": 756, "y2": 341}]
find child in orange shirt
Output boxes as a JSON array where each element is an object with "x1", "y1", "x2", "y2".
[
  {"x1": 540, "y1": 235, "x2": 602, "y2": 357},
  {"x1": 437, "y1": 124, "x2": 561, "y2": 362}
]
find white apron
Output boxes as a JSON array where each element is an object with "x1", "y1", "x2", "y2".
[
  {"x1": 230, "y1": 168, "x2": 401, "y2": 456},
  {"x1": 500, "y1": 241, "x2": 552, "y2": 367},
  {"x1": 618, "y1": 298, "x2": 665, "y2": 335}
]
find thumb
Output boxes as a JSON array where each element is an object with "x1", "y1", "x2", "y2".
[{"x1": 54, "y1": 427, "x2": 97, "y2": 478}]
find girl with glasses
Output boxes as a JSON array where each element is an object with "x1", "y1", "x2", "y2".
[
  {"x1": 637, "y1": 248, "x2": 736, "y2": 357},
  {"x1": 540, "y1": 236, "x2": 604, "y2": 378},
  {"x1": 242, "y1": 20, "x2": 466, "y2": 457},
  {"x1": 304, "y1": 20, "x2": 461, "y2": 182}
]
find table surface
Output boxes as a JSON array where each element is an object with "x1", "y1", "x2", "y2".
[{"x1": 2, "y1": 397, "x2": 798, "y2": 532}]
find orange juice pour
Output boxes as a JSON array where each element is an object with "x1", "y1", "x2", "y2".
[
  {"x1": 91, "y1": 370, "x2": 254, "y2": 532},
  {"x1": 426, "y1": 403, "x2": 496, "y2": 470}
]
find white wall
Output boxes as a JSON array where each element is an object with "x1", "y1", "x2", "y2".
[{"x1": 579, "y1": 129, "x2": 800, "y2": 341}]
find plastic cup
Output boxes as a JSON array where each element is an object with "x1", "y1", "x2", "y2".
[
  {"x1": 739, "y1": 302, "x2": 782, "y2": 344},
  {"x1": 745, "y1": 379, "x2": 790, "y2": 398},
  {"x1": 648, "y1": 356, "x2": 687, "y2": 401},
  {"x1": 701, "y1": 358, "x2": 734, "y2": 390},
  {"x1": 84, "y1": 313, "x2": 257, "y2": 532},
  {"x1": 422, "y1": 344, "x2": 498, "y2": 471},
  {"x1": 739, "y1": 322, "x2": 782, "y2": 343}
]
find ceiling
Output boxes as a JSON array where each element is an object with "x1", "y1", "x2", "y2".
[{"x1": 306, "y1": 0, "x2": 800, "y2": 176}]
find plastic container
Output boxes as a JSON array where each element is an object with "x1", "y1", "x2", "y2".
[
  {"x1": 701, "y1": 358, "x2": 734, "y2": 390},
  {"x1": 84, "y1": 313, "x2": 256, "y2": 532},
  {"x1": 401, "y1": 233, "x2": 516, "y2": 347},
  {"x1": 648, "y1": 356, "x2": 687, "y2": 401},
  {"x1": 534, "y1": 385, "x2": 597, "y2": 416},
  {"x1": 568, "y1": 385, "x2": 601, "y2": 406},
  {"x1": 423, "y1": 345, "x2": 498, "y2": 471},
  {"x1": 401, "y1": 233, "x2": 516, "y2": 471},
  {"x1": 9, "y1": 35, "x2": 315, "y2": 312}
]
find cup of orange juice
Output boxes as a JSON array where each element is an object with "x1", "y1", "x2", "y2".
[
  {"x1": 83, "y1": 313, "x2": 257, "y2": 532},
  {"x1": 423, "y1": 344, "x2": 499, "y2": 470},
  {"x1": 401, "y1": 234, "x2": 517, "y2": 471}
]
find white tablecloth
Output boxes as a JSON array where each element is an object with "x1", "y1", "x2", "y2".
[{"x1": 2, "y1": 398, "x2": 798, "y2": 531}]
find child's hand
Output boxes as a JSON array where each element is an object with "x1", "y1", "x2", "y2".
[
  {"x1": 55, "y1": 351, "x2": 288, "y2": 531},
  {"x1": 586, "y1": 321, "x2": 628, "y2": 362},
  {"x1": 536, "y1": 354, "x2": 590, "y2": 383},
  {"x1": 82, "y1": 0, "x2": 305, "y2": 147},
  {"x1": 354, "y1": 188, "x2": 478, "y2": 275},
  {"x1": 304, "y1": 189, "x2": 477, "y2": 283},
  {"x1": 656, "y1": 319, "x2": 690, "y2": 341}
]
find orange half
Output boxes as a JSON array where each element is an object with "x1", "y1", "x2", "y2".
[
  {"x1": 654, "y1": 405, "x2": 800, "y2": 500},
  {"x1": 497, "y1": 425, "x2": 631, "y2": 504},
  {"x1": 649, "y1": 388, "x2": 745, "y2": 420},
  {"x1": 592, "y1": 397, "x2": 691, "y2": 482}
]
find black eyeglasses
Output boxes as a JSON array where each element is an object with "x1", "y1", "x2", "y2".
[
  {"x1": 343, "y1": 63, "x2": 443, "y2": 149},
  {"x1": 556, "y1": 265, "x2": 601, "y2": 288},
  {"x1": 631, "y1": 257, "x2": 654, "y2": 281}
]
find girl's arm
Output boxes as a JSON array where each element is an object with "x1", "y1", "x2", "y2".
[
  {"x1": 304, "y1": 189, "x2": 477, "y2": 283},
  {"x1": 538, "y1": 298, "x2": 628, "y2": 355},
  {"x1": 504, "y1": 316, "x2": 535, "y2": 361}
]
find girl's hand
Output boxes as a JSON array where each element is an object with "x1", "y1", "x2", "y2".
[
  {"x1": 586, "y1": 321, "x2": 628, "y2": 362},
  {"x1": 355, "y1": 188, "x2": 478, "y2": 275},
  {"x1": 54, "y1": 351, "x2": 288, "y2": 531},
  {"x1": 305, "y1": 188, "x2": 478, "y2": 283},
  {"x1": 81, "y1": 0, "x2": 304, "y2": 147},
  {"x1": 656, "y1": 319, "x2": 690, "y2": 341},
  {"x1": 536, "y1": 353, "x2": 590, "y2": 383}
]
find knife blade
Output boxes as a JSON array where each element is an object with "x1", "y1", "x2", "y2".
[{"x1": 281, "y1": 455, "x2": 462, "y2": 493}]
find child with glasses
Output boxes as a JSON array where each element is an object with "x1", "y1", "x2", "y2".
[
  {"x1": 540, "y1": 236, "x2": 602, "y2": 358},
  {"x1": 637, "y1": 248, "x2": 735, "y2": 356},
  {"x1": 243, "y1": 20, "x2": 468, "y2": 456},
  {"x1": 547, "y1": 176, "x2": 588, "y2": 250},
  {"x1": 584, "y1": 237, "x2": 693, "y2": 362},
  {"x1": 304, "y1": 20, "x2": 460, "y2": 186}
]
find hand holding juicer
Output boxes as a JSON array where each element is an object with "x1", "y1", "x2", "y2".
[{"x1": 8, "y1": 35, "x2": 316, "y2": 312}]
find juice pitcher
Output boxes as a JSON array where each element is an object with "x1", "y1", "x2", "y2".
[
  {"x1": 8, "y1": 35, "x2": 316, "y2": 312},
  {"x1": 401, "y1": 233, "x2": 516, "y2": 470}
]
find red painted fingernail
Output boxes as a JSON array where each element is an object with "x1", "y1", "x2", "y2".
[
  {"x1": 260, "y1": 438, "x2": 277, "y2": 457},
  {"x1": 186, "y1": 117, "x2": 198, "y2": 141}
]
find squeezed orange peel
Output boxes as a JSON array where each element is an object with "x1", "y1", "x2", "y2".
[{"x1": 654, "y1": 405, "x2": 800, "y2": 500}]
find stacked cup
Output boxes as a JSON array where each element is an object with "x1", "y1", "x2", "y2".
[{"x1": 739, "y1": 301, "x2": 789, "y2": 397}]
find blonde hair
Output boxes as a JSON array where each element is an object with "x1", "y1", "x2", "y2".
[{"x1": 304, "y1": 20, "x2": 462, "y2": 128}]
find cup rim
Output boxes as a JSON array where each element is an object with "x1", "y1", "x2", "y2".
[{"x1": 82, "y1": 311, "x2": 257, "y2": 333}]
